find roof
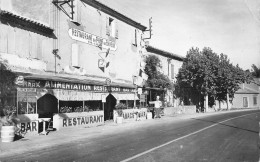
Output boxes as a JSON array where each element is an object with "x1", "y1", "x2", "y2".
[
  {"x1": 0, "y1": 10, "x2": 54, "y2": 34},
  {"x1": 235, "y1": 87, "x2": 259, "y2": 94},
  {"x1": 146, "y1": 46, "x2": 185, "y2": 61},
  {"x1": 81, "y1": 0, "x2": 147, "y2": 31}
]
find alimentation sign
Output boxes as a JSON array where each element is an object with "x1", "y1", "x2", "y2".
[
  {"x1": 20, "y1": 79, "x2": 135, "y2": 93},
  {"x1": 68, "y1": 28, "x2": 117, "y2": 51}
]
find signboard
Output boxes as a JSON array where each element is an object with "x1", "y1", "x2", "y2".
[
  {"x1": 68, "y1": 28, "x2": 117, "y2": 51},
  {"x1": 20, "y1": 79, "x2": 135, "y2": 93},
  {"x1": 53, "y1": 112, "x2": 104, "y2": 130},
  {"x1": 98, "y1": 59, "x2": 105, "y2": 68},
  {"x1": 140, "y1": 94, "x2": 146, "y2": 102},
  {"x1": 101, "y1": 94, "x2": 106, "y2": 103},
  {"x1": 137, "y1": 88, "x2": 142, "y2": 94},
  {"x1": 105, "y1": 78, "x2": 112, "y2": 86},
  {"x1": 15, "y1": 76, "x2": 24, "y2": 86}
]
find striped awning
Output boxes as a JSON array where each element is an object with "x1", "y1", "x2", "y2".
[
  {"x1": 51, "y1": 90, "x2": 109, "y2": 101},
  {"x1": 112, "y1": 93, "x2": 139, "y2": 100}
]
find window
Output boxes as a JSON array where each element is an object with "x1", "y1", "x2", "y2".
[
  {"x1": 133, "y1": 29, "x2": 137, "y2": 46},
  {"x1": 171, "y1": 64, "x2": 174, "y2": 79},
  {"x1": 253, "y1": 96, "x2": 257, "y2": 105},
  {"x1": 70, "y1": 0, "x2": 81, "y2": 24},
  {"x1": 106, "y1": 17, "x2": 118, "y2": 38},
  {"x1": 243, "y1": 97, "x2": 248, "y2": 107},
  {"x1": 71, "y1": 43, "x2": 79, "y2": 67},
  {"x1": 17, "y1": 88, "x2": 37, "y2": 114}
]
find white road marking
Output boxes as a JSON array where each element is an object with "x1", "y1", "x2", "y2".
[{"x1": 121, "y1": 112, "x2": 257, "y2": 162}]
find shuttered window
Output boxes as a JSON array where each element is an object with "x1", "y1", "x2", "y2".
[
  {"x1": 106, "y1": 17, "x2": 118, "y2": 39},
  {"x1": 71, "y1": 43, "x2": 79, "y2": 67},
  {"x1": 171, "y1": 64, "x2": 174, "y2": 79},
  {"x1": 253, "y1": 96, "x2": 257, "y2": 105},
  {"x1": 243, "y1": 97, "x2": 248, "y2": 107},
  {"x1": 70, "y1": 0, "x2": 81, "y2": 24}
]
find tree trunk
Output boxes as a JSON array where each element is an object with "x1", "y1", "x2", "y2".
[
  {"x1": 204, "y1": 95, "x2": 208, "y2": 112},
  {"x1": 226, "y1": 93, "x2": 230, "y2": 110}
]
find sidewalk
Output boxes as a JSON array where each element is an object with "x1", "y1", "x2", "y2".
[{"x1": 0, "y1": 108, "x2": 258, "y2": 157}]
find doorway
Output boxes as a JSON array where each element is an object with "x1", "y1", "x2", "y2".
[
  {"x1": 37, "y1": 94, "x2": 58, "y2": 118},
  {"x1": 243, "y1": 97, "x2": 248, "y2": 108},
  {"x1": 104, "y1": 94, "x2": 116, "y2": 121}
]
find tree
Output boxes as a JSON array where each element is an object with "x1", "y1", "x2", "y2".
[
  {"x1": 251, "y1": 64, "x2": 260, "y2": 78},
  {"x1": 175, "y1": 47, "x2": 251, "y2": 110},
  {"x1": 144, "y1": 55, "x2": 173, "y2": 101},
  {"x1": 0, "y1": 59, "x2": 16, "y2": 115}
]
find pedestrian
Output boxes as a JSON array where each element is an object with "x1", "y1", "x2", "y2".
[{"x1": 154, "y1": 96, "x2": 161, "y2": 119}]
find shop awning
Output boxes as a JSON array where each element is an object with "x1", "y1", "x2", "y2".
[
  {"x1": 112, "y1": 93, "x2": 139, "y2": 100},
  {"x1": 53, "y1": 91, "x2": 138, "y2": 101},
  {"x1": 52, "y1": 90, "x2": 109, "y2": 101}
]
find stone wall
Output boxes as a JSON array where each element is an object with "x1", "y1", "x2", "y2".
[{"x1": 164, "y1": 106, "x2": 196, "y2": 116}]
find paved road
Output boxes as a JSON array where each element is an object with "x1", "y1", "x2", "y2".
[{"x1": 0, "y1": 110, "x2": 259, "y2": 162}]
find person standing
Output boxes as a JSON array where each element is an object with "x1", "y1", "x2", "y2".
[{"x1": 154, "y1": 96, "x2": 161, "y2": 118}]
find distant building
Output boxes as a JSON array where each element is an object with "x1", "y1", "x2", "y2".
[
  {"x1": 231, "y1": 78, "x2": 260, "y2": 109},
  {"x1": 145, "y1": 45, "x2": 184, "y2": 107}
]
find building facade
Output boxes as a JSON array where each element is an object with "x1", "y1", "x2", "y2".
[
  {"x1": 231, "y1": 78, "x2": 260, "y2": 109},
  {"x1": 145, "y1": 45, "x2": 184, "y2": 107},
  {"x1": 0, "y1": 0, "x2": 148, "y2": 132}
]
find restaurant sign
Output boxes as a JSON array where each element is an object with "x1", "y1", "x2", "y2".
[
  {"x1": 62, "y1": 115, "x2": 104, "y2": 127},
  {"x1": 68, "y1": 28, "x2": 117, "y2": 51},
  {"x1": 21, "y1": 79, "x2": 135, "y2": 93}
]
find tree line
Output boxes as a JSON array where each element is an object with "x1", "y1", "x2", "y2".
[{"x1": 174, "y1": 47, "x2": 252, "y2": 110}]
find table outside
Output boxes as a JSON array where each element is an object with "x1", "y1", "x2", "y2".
[{"x1": 38, "y1": 118, "x2": 51, "y2": 135}]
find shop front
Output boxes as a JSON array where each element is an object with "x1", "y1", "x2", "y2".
[{"x1": 14, "y1": 77, "x2": 137, "y2": 133}]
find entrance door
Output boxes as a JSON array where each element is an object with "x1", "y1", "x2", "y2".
[
  {"x1": 37, "y1": 94, "x2": 58, "y2": 118},
  {"x1": 104, "y1": 94, "x2": 116, "y2": 121},
  {"x1": 243, "y1": 97, "x2": 248, "y2": 108}
]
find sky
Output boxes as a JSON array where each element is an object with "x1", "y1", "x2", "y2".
[{"x1": 98, "y1": 0, "x2": 260, "y2": 70}]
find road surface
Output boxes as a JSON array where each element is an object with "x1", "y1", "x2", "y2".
[{"x1": 0, "y1": 110, "x2": 259, "y2": 162}]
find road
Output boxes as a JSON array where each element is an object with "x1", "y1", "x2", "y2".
[{"x1": 1, "y1": 110, "x2": 259, "y2": 162}]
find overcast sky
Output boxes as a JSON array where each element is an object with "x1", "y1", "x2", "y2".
[{"x1": 98, "y1": 0, "x2": 260, "y2": 70}]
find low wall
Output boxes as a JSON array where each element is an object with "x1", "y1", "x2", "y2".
[
  {"x1": 113, "y1": 108, "x2": 148, "y2": 122},
  {"x1": 17, "y1": 114, "x2": 39, "y2": 135},
  {"x1": 164, "y1": 106, "x2": 196, "y2": 116},
  {"x1": 53, "y1": 111, "x2": 104, "y2": 130}
]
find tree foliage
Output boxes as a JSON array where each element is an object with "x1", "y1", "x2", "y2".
[
  {"x1": 175, "y1": 47, "x2": 252, "y2": 104},
  {"x1": 251, "y1": 64, "x2": 260, "y2": 78},
  {"x1": 0, "y1": 60, "x2": 16, "y2": 108},
  {"x1": 144, "y1": 55, "x2": 173, "y2": 90}
]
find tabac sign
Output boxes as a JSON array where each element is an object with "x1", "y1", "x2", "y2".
[{"x1": 68, "y1": 28, "x2": 117, "y2": 51}]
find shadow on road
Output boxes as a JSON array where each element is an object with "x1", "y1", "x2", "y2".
[{"x1": 190, "y1": 117, "x2": 258, "y2": 134}]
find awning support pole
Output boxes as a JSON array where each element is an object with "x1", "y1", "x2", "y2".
[{"x1": 83, "y1": 100, "x2": 85, "y2": 112}]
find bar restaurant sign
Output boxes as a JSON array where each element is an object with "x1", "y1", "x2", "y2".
[
  {"x1": 68, "y1": 28, "x2": 117, "y2": 51},
  {"x1": 21, "y1": 79, "x2": 135, "y2": 93}
]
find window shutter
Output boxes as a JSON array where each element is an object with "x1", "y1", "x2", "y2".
[
  {"x1": 70, "y1": 0, "x2": 77, "y2": 22},
  {"x1": 36, "y1": 37, "x2": 42, "y2": 59},
  {"x1": 71, "y1": 43, "x2": 79, "y2": 67},
  {"x1": 134, "y1": 29, "x2": 137, "y2": 46},
  {"x1": 115, "y1": 21, "x2": 118, "y2": 39},
  {"x1": 171, "y1": 64, "x2": 174, "y2": 79},
  {"x1": 106, "y1": 17, "x2": 110, "y2": 36},
  {"x1": 77, "y1": 0, "x2": 81, "y2": 24}
]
